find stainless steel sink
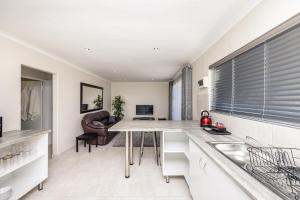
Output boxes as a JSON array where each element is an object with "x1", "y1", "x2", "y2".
[
  {"x1": 207, "y1": 141, "x2": 294, "y2": 199},
  {"x1": 207, "y1": 141, "x2": 252, "y2": 169}
]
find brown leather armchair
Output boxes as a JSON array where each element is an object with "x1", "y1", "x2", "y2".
[{"x1": 81, "y1": 110, "x2": 120, "y2": 145}]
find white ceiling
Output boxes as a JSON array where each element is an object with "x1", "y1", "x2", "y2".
[{"x1": 0, "y1": 0, "x2": 261, "y2": 81}]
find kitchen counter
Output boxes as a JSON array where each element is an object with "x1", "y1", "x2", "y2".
[
  {"x1": 109, "y1": 120, "x2": 201, "y2": 132},
  {"x1": 0, "y1": 129, "x2": 50, "y2": 148},
  {"x1": 110, "y1": 120, "x2": 282, "y2": 200},
  {"x1": 185, "y1": 129, "x2": 282, "y2": 200},
  {"x1": 0, "y1": 129, "x2": 49, "y2": 200}
]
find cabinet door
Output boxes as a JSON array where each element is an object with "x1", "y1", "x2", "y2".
[
  {"x1": 201, "y1": 152, "x2": 252, "y2": 200},
  {"x1": 189, "y1": 139, "x2": 252, "y2": 200},
  {"x1": 189, "y1": 140, "x2": 205, "y2": 200}
]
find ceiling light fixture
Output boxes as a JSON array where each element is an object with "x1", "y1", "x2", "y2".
[{"x1": 84, "y1": 48, "x2": 91, "y2": 51}]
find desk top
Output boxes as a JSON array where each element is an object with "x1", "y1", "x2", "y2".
[{"x1": 109, "y1": 120, "x2": 202, "y2": 132}]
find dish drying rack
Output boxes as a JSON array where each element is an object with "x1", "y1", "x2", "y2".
[{"x1": 247, "y1": 146, "x2": 300, "y2": 199}]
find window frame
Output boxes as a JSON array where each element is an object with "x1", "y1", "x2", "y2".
[{"x1": 210, "y1": 15, "x2": 300, "y2": 128}]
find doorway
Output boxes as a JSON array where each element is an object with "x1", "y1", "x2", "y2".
[{"x1": 21, "y1": 65, "x2": 53, "y2": 158}]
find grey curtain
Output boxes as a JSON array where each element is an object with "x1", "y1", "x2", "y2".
[
  {"x1": 168, "y1": 81, "x2": 173, "y2": 120},
  {"x1": 181, "y1": 64, "x2": 192, "y2": 120}
]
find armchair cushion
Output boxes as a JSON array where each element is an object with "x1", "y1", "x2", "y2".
[
  {"x1": 87, "y1": 123, "x2": 105, "y2": 129},
  {"x1": 108, "y1": 116, "x2": 116, "y2": 124},
  {"x1": 100, "y1": 119, "x2": 109, "y2": 125},
  {"x1": 92, "y1": 121, "x2": 103, "y2": 126}
]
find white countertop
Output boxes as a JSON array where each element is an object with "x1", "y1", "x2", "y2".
[
  {"x1": 186, "y1": 130, "x2": 282, "y2": 200},
  {"x1": 109, "y1": 120, "x2": 202, "y2": 132},
  {"x1": 109, "y1": 120, "x2": 282, "y2": 200},
  {"x1": 0, "y1": 130, "x2": 50, "y2": 148}
]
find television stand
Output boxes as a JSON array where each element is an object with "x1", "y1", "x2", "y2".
[{"x1": 133, "y1": 117, "x2": 155, "y2": 120}]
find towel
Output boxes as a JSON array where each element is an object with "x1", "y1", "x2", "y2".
[
  {"x1": 28, "y1": 84, "x2": 41, "y2": 120},
  {"x1": 21, "y1": 81, "x2": 41, "y2": 121},
  {"x1": 21, "y1": 85, "x2": 30, "y2": 121}
]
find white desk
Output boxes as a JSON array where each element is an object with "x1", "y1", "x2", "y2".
[{"x1": 109, "y1": 120, "x2": 201, "y2": 178}]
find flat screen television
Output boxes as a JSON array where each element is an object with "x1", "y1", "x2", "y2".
[{"x1": 136, "y1": 105, "x2": 153, "y2": 115}]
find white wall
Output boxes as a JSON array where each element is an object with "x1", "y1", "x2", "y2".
[
  {"x1": 111, "y1": 82, "x2": 169, "y2": 120},
  {"x1": 192, "y1": 0, "x2": 300, "y2": 147},
  {"x1": 0, "y1": 33, "x2": 111, "y2": 155}
]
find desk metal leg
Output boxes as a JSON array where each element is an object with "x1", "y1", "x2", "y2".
[
  {"x1": 125, "y1": 131, "x2": 130, "y2": 178},
  {"x1": 129, "y1": 131, "x2": 134, "y2": 165},
  {"x1": 153, "y1": 132, "x2": 159, "y2": 166},
  {"x1": 139, "y1": 132, "x2": 145, "y2": 165}
]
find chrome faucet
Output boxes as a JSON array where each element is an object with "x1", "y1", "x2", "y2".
[
  {"x1": 246, "y1": 135, "x2": 257, "y2": 142},
  {"x1": 246, "y1": 135, "x2": 272, "y2": 147},
  {"x1": 245, "y1": 135, "x2": 261, "y2": 146}
]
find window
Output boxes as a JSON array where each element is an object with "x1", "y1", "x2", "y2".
[
  {"x1": 212, "y1": 60, "x2": 232, "y2": 112},
  {"x1": 172, "y1": 77, "x2": 182, "y2": 120},
  {"x1": 264, "y1": 25, "x2": 300, "y2": 124},
  {"x1": 233, "y1": 44, "x2": 265, "y2": 117},
  {"x1": 212, "y1": 24, "x2": 300, "y2": 126}
]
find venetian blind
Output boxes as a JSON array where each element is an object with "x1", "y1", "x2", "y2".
[
  {"x1": 212, "y1": 23, "x2": 300, "y2": 126},
  {"x1": 232, "y1": 44, "x2": 265, "y2": 117},
  {"x1": 264, "y1": 25, "x2": 300, "y2": 125},
  {"x1": 212, "y1": 60, "x2": 232, "y2": 112}
]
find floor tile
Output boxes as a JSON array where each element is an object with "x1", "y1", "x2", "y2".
[{"x1": 23, "y1": 140, "x2": 192, "y2": 200}]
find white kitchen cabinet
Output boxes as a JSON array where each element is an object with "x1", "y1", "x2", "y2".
[
  {"x1": 189, "y1": 138, "x2": 205, "y2": 200},
  {"x1": 0, "y1": 132, "x2": 48, "y2": 200},
  {"x1": 189, "y1": 139, "x2": 252, "y2": 200},
  {"x1": 161, "y1": 131, "x2": 189, "y2": 183}
]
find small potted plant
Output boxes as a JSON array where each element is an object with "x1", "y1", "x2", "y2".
[
  {"x1": 112, "y1": 95, "x2": 125, "y2": 120},
  {"x1": 93, "y1": 94, "x2": 103, "y2": 109}
]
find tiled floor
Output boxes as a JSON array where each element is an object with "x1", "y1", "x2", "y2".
[{"x1": 23, "y1": 138, "x2": 192, "y2": 200}]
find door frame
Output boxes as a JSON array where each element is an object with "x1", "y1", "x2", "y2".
[{"x1": 21, "y1": 72, "x2": 57, "y2": 158}]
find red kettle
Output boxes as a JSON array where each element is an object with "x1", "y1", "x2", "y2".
[{"x1": 200, "y1": 111, "x2": 212, "y2": 127}]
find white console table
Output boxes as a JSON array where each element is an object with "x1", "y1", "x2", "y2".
[{"x1": 0, "y1": 130, "x2": 49, "y2": 200}]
